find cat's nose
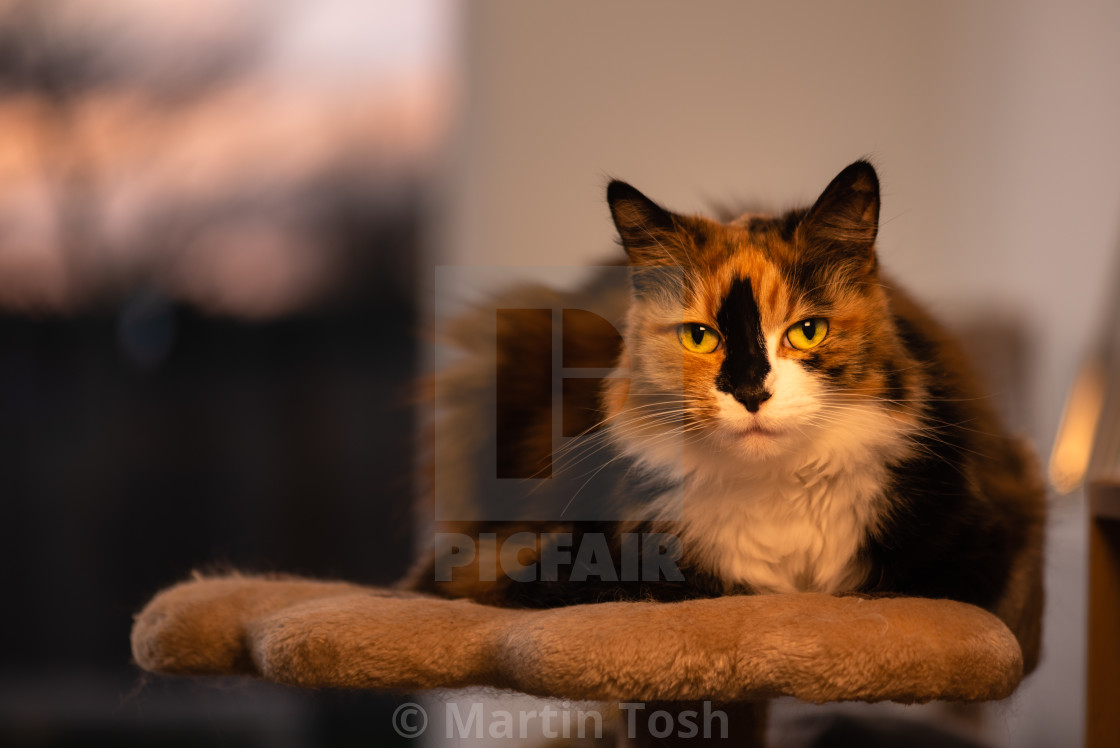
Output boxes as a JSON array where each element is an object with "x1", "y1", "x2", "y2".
[{"x1": 733, "y1": 388, "x2": 772, "y2": 413}]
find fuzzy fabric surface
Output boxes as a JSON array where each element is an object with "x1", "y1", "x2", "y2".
[{"x1": 131, "y1": 574, "x2": 1023, "y2": 704}]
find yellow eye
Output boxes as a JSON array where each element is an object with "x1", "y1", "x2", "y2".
[
  {"x1": 786, "y1": 318, "x2": 829, "y2": 350},
  {"x1": 677, "y1": 323, "x2": 721, "y2": 354}
]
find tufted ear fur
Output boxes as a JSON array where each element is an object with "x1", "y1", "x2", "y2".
[
  {"x1": 607, "y1": 180, "x2": 683, "y2": 267},
  {"x1": 607, "y1": 180, "x2": 695, "y2": 300},
  {"x1": 797, "y1": 160, "x2": 881, "y2": 275}
]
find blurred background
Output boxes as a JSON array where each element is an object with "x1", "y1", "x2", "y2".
[{"x1": 2, "y1": 0, "x2": 1118, "y2": 746}]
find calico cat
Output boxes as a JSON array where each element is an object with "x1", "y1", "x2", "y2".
[{"x1": 411, "y1": 161, "x2": 1045, "y2": 671}]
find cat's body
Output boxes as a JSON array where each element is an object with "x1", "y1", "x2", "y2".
[{"x1": 411, "y1": 161, "x2": 1044, "y2": 669}]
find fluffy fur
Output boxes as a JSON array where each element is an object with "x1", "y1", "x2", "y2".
[{"x1": 412, "y1": 160, "x2": 1045, "y2": 673}]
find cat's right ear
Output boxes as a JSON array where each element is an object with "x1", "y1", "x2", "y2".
[
  {"x1": 607, "y1": 180, "x2": 680, "y2": 267},
  {"x1": 797, "y1": 160, "x2": 881, "y2": 275}
]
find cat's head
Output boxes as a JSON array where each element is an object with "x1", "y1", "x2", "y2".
[{"x1": 602, "y1": 161, "x2": 916, "y2": 478}]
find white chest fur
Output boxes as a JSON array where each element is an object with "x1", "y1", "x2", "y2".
[
  {"x1": 631, "y1": 404, "x2": 908, "y2": 595},
  {"x1": 673, "y1": 461, "x2": 889, "y2": 594}
]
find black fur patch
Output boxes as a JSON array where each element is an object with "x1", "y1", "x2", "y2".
[
  {"x1": 883, "y1": 367, "x2": 906, "y2": 404},
  {"x1": 715, "y1": 278, "x2": 771, "y2": 412},
  {"x1": 862, "y1": 396, "x2": 1011, "y2": 609},
  {"x1": 893, "y1": 313, "x2": 937, "y2": 364},
  {"x1": 860, "y1": 317, "x2": 1012, "y2": 608},
  {"x1": 780, "y1": 208, "x2": 807, "y2": 242}
]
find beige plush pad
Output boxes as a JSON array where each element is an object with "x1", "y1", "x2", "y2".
[{"x1": 131, "y1": 575, "x2": 1023, "y2": 704}]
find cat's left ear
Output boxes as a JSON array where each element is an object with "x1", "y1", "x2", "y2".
[
  {"x1": 607, "y1": 180, "x2": 683, "y2": 267},
  {"x1": 798, "y1": 160, "x2": 880, "y2": 273},
  {"x1": 608, "y1": 181, "x2": 694, "y2": 300}
]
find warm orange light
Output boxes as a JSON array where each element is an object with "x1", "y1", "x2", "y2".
[{"x1": 1049, "y1": 359, "x2": 1105, "y2": 494}]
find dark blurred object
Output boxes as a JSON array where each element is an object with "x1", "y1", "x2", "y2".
[
  {"x1": 1080, "y1": 244, "x2": 1120, "y2": 748},
  {"x1": 0, "y1": 247, "x2": 419, "y2": 670},
  {"x1": 795, "y1": 714, "x2": 988, "y2": 748},
  {"x1": 0, "y1": 0, "x2": 450, "y2": 745},
  {"x1": 0, "y1": 198, "x2": 422, "y2": 746}
]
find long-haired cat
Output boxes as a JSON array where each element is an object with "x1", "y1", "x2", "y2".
[{"x1": 411, "y1": 160, "x2": 1045, "y2": 672}]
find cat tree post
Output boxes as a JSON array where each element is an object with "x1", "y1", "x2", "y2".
[{"x1": 1087, "y1": 481, "x2": 1120, "y2": 748}]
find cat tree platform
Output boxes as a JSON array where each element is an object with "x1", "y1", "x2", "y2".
[{"x1": 132, "y1": 575, "x2": 1023, "y2": 706}]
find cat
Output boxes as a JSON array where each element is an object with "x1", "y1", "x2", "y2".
[{"x1": 410, "y1": 160, "x2": 1045, "y2": 671}]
